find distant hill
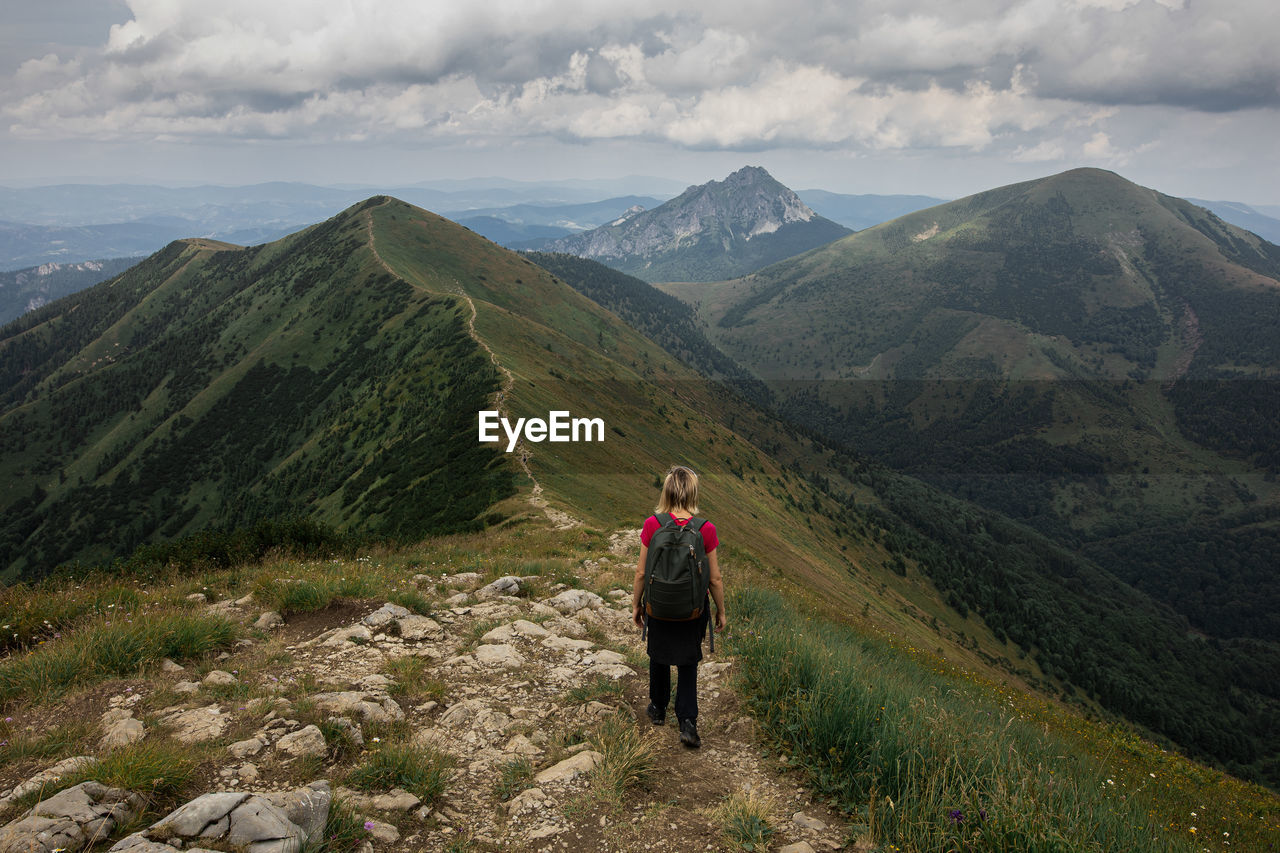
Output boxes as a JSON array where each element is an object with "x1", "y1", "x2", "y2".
[
  {"x1": 1187, "y1": 197, "x2": 1280, "y2": 244},
  {"x1": 454, "y1": 216, "x2": 574, "y2": 247},
  {"x1": 0, "y1": 257, "x2": 142, "y2": 325},
  {"x1": 796, "y1": 188, "x2": 948, "y2": 231},
  {"x1": 667, "y1": 167, "x2": 1280, "y2": 647},
  {"x1": 0, "y1": 220, "x2": 194, "y2": 269},
  {"x1": 538, "y1": 166, "x2": 851, "y2": 282},
  {"x1": 444, "y1": 195, "x2": 665, "y2": 234}
]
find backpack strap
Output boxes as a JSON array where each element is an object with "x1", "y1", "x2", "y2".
[{"x1": 687, "y1": 517, "x2": 706, "y2": 534}]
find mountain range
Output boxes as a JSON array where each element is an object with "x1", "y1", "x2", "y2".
[{"x1": 2, "y1": 177, "x2": 1278, "y2": 792}]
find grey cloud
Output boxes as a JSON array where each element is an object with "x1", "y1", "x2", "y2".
[
  {"x1": 585, "y1": 53, "x2": 622, "y2": 95},
  {"x1": 2, "y1": 0, "x2": 1276, "y2": 155}
]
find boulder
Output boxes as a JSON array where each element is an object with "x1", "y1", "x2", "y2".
[
  {"x1": 227, "y1": 737, "x2": 267, "y2": 759},
  {"x1": 542, "y1": 636, "x2": 594, "y2": 653},
  {"x1": 309, "y1": 691, "x2": 404, "y2": 724},
  {"x1": 778, "y1": 843, "x2": 817, "y2": 853},
  {"x1": 505, "y1": 786, "x2": 547, "y2": 817},
  {"x1": 254, "y1": 611, "x2": 285, "y2": 631},
  {"x1": 363, "y1": 603, "x2": 410, "y2": 628},
  {"x1": 510, "y1": 619, "x2": 552, "y2": 638},
  {"x1": 473, "y1": 643, "x2": 525, "y2": 669},
  {"x1": 546, "y1": 589, "x2": 604, "y2": 614},
  {"x1": 324, "y1": 716, "x2": 364, "y2": 749},
  {"x1": 276, "y1": 725, "x2": 327, "y2": 758},
  {"x1": 0, "y1": 756, "x2": 97, "y2": 809},
  {"x1": 369, "y1": 789, "x2": 420, "y2": 811},
  {"x1": 583, "y1": 663, "x2": 634, "y2": 680},
  {"x1": 584, "y1": 650, "x2": 627, "y2": 666},
  {"x1": 318, "y1": 625, "x2": 373, "y2": 647},
  {"x1": 533, "y1": 750, "x2": 603, "y2": 784},
  {"x1": 110, "y1": 782, "x2": 330, "y2": 853},
  {"x1": 504, "y1": 734, "x2": 543, "y2": 756},
  {"x1": 100, "y1": 717, "x2": 146, "y2": 750},
  {"x1": 364, "y1": 820, "x2": 399, "y2": 843},
  {"x1": 479, "y1": 624, "x2": 517, "y2": 644},
  {"x1": 440, "y1": 572, "x2": 483, "y2": 589},
  {"x1": 202, "y1": 670, "x2": 237, "y2": 687},
  {"x1": 159, "y1": 704, "x2": 228, "y2": 743},
  {"x1": 0, "y1": 781, "x2": 143, "y2": 853},
  {"x1": 475, "y1": 576, "x2": 523, "y2": 600},
  {"x1": 396, "y1": 615, "x2": 443, "y2": 641}
]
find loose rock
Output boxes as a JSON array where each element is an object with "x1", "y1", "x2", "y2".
[
  {"x1": 276, "y1": 725, "x2": 327, "y2": 758},
  {"x1": 0, "y1": 781, "x2": 143, "y2": 853},
  {"x1": 533, "y1": 750, "x2": 603, "y2": 784},
  {"x1": 254, "y1": 611, "x2": 285, "y2": 631},
  {"x1": 546, "y1": 589, "x2": 604, "y2": 614},
  {"x1": 100, "y1": 717, "x2": 146, "y2": 750}
]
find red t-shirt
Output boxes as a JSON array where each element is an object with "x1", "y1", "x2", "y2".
[{"x1": 641, "y1": 515, "x2": 718, "y2": 552}]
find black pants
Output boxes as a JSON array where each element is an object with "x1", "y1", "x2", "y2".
[{"x1": 650, "y1": 662, "x2": 698, "y2": 721}]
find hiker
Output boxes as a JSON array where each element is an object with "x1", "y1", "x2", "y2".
[{"x1": 632, "y1": 465, "x2": 726, "y2": 748}]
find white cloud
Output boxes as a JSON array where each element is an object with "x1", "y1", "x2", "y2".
[{"x1": 2, "y1": 0, "x2": 1277, "y2": 161}]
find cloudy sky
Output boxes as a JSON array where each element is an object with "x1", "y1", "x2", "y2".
[{"x1": 2, "y1": 0, "x2": 1278, "y2": 202}]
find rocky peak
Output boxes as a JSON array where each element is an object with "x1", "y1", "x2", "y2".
[{"x1": 540, "y1": 166, "x2": 847, "y2": 281}]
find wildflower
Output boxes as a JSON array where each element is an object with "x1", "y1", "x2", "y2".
[
  {"x1": 1190, "y1": 827, "x2": 1197, "y2": 834},
  {"x1": 949, "y1": 810, "x2": 964, "y2": 824},
  {"x1": 364, "y1": 820, "x2": 375, "y2": 831}
]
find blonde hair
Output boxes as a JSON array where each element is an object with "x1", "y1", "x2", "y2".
[{"x1": 656, "y1": 465, "x2": 699, "y2": 515}]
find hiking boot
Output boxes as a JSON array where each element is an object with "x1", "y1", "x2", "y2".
[
  {"x1": 678, "y1": 717, "x2": 701, "y2": 748},
  {"x1": 646, "y1": 702, "x2": 666, "y2": 726}
]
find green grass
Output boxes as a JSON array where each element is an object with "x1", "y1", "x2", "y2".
[
  {"x1": 0, "y1": 721, "x2": 93, "y2": 767},
  {"x1": 309, "y1": 796, "x2": 373, "y2": 852},
  {"x1": 0, "y1": 582, "x2": 142, "y2": 653},
  {"x1": 0, "y1": 611, "x2": 238, "y2": 703},
  {"x1": 387, "y1": 589, "x2": 434, "y2": 615},
  {"x1": 729, "y1": 587, "x2": 1203, "y2": 853},
  {"x1": 345, "y1": 739, "x2": 452, "y2": 805},
  {"x1": 709, "y1": 790, "x2": 775, "y2": 851},
  {"x1": 565, "y1": 675, "x2": 625, "y2": 705},
  {"x1": 383, "y1": 656, "x2": 446, "y2": 704},
  {"x1": 495, "y1": 757, "x2": 534, "y2": 801},
  {"x1": 588, "y1": 712, "x2": 657, "y2": 801},
  {"x1": 7, "y1": 740, "x2": 199, "y2": 814}
]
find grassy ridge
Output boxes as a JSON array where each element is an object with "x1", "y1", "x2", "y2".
[
  {"x1": 730, "y1": 587, "x2": 1267, "y2": 852},
  {"x1": 0, "y1": 201, "x2": 515, "y2": 579}
]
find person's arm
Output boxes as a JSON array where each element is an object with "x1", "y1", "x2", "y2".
[
  {"x1": 707, "y1": 549, "x2": 726, "y2": 631},
  {"x1": 632, "y1": 544, "x2": 648, "y2": 628}
]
